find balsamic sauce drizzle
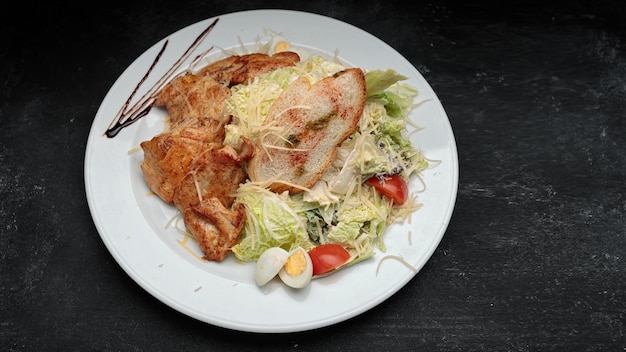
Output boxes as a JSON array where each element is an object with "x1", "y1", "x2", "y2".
[{"x1": 104, "y1": 18, "x2": 220, "y2": 138}]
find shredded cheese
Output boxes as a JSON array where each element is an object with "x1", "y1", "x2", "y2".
[
  {"x1": 176, "y1": 233, "x2": 206, "y2": 262},
  {"x1": 127, "y1": 146, "x2": 142, "y2": 155},
  {"x1": 164, "y1": 212, "x2": 183, "y2": 230},
  {"x1": 375, "y1": 254, "x2": 418, "y2": 276}
]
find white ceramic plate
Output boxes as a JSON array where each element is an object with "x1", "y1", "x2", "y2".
[{"x1": 85, "y1": 9, "x2": 458, "y2": 333}]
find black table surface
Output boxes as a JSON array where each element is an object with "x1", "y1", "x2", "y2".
[{"x1": 2, "y1": 1, "x2": 625, "y2": 351}]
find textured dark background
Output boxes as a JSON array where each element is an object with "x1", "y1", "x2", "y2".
[{"x1": 1, "y1": 1, "x2": 625, "y2": 351}]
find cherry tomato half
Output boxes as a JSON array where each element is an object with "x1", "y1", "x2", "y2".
[
  {"x1": 308, "y1": 244, "x2": 351, "y2": 276},
  {"x1": 366, "y1": 174, "x2": 409, "y2": 205}
]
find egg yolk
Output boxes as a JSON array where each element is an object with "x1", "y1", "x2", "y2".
[
  {"x1": 283, "y1": 250, "x2": 306, "y2": 277},
  {"x1": 275, "y1": 41, "x2": 290, "y2": 53}
]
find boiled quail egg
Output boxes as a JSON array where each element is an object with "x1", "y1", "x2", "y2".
[
  {"x1": 255, "y1": 246, "x2": 313, "y2": 289},
  {"x1": 268, "y1": 35, "x2": 309, "y2": 59},
  {"x1": 255, "y1": 247, "x2": 289, "y2": 286},
  {"x1": 278, "y1": 247, "x2": 313, "y2": 289}
]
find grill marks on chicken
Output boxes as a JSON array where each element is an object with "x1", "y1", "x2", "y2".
[
  {"x1": 154, "y1": 75, "x2": 230, "y2": 129},
  {"x1": 184, "y1": 199, "x2": 247, "y2": 262},
  {"x1": 171, "y1": 136, "x2": 255, "y2": 211},
  {"x1": 141, "y1": 119, "x2": 226, "y2": 204},
  {"x1": 197, "y1": 51, "x2": 300, "y2": 87},
  {"x1": 140, "y1": 52, "x2": 300, "y2": 261}
]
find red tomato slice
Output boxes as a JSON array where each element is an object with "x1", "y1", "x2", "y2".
[
  {"x1": 366, "y1": 174, "x2": 409, "y2": 205},
  {"x1": 309, "y1": 244, "x2": 351, "y2": 276}
]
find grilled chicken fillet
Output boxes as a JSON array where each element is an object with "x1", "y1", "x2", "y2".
[
  {"x1": 197, "y1": 51, "x2": 300, "y2": 87},
  {"x1": 141, "y1": 51, "x2": 300, "y2": 261}
]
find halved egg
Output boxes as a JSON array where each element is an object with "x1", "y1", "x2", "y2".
[
  {"x1": 255, "y1": 246, "x2": 313, "y2": 289},
  {"x1": 255, "y1": 247, "x2": 289, "y2": 286},
  {"x1": 278, "y1": 247, "x2": 313, "y2": 288},
  {"x1": 268, "y1": 35, "x2": 309, "y2": 59}
]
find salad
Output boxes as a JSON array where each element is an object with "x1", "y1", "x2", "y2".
[{"x1": 220, "y1": 39, "x2": 429, "y2": 288}]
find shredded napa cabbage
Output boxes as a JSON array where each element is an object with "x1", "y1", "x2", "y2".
[{"x1": 227, "y1": 54, "x2": 429, "y2": 266}]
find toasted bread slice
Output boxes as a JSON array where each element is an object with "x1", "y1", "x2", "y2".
[{"x1": 247, "y1": 68, "x2": 367, "y2": 194}]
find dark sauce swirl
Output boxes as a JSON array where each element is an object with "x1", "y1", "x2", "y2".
[{"x1": 104, "y1": 18, "x2": 220, "y2": 138}]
